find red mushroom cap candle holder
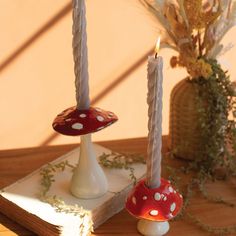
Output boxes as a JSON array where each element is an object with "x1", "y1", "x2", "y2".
[
  {"x1": 53, "y1": 106, "x2": 117, "y2": 136},
  {"x1": 126, "y1": 179, "x2": 183, "y2": 236},
  {"x1": 126, "y1": 179, "x2": 183, "y2": 221},
  {"x1": 52, "y1": 106, "x2": 118, "y2": 199}
]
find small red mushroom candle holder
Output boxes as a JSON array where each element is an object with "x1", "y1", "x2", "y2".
[
  {"x1": 53, "y1": 106, "x2": 118, "y2": 199},
  {"x1": 126, "y1": 179, "x2": 183, "y2": 236},
  {"x1": 125, "y1": 39, "x2": 183, "y2": 235}
]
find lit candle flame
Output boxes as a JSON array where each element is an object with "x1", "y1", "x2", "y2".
[{"x1": 155, "y1": 37, "x2": 161, "y2": 58}]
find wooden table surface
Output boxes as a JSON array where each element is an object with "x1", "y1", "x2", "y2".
[{"x1": 1, "y1": 137, "x2": 236, "y2": 236}]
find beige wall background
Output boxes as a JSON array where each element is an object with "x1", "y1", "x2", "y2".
[{"x1": 0, "y1": 0, "x2": 235, "y2": 150}]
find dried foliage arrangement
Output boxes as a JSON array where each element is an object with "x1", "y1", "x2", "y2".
[{"x1": 140, "y1": 0, "x2": 236, "y2": 78}]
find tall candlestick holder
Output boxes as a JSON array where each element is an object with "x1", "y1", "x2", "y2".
[
  {"x1": 52, "y1": 0, "x2": 119, "y2": 199},
  {"x1": 53, "y1": 107, "x2": 118, "y2": 199}
]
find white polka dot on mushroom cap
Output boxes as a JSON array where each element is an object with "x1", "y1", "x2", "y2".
[
  {"x1": 97, "y1": 116, "x2": 105, "y2": 122},
  {"x1": 150, "y1": 210, "x2": 158, "y2": 216},
  {"x1": 132, "y1": 196, "x2": 136, "y2": 205},
  {"x1": 80, "y1": 114, "x2": 86, "y2": 118},
  {"x1": 180, "y1": 194, "x2": 183, "y2": 198},
  {"x1": 163, "y1": 196, "x2": 167, "y2": 201},
  {"x1": 95, "y1": 108, "x2": 102, "y2": 112},
  {"x1": 66, "y1": 118, "x2": 72, "y2": 122},
  {"x1": 72, "y1": 123, "x2": 83, "y2": 130},
  {"x1": 170, "y1": 202, "x2": 176, "y2": 212},
  {"x1": 154, "y1": 192, "x2": 161, "y2": 201},
  {"x1": 58, "y1": 112, "x2": 64, "y2": 116},
  {"x1": 143, "y1": 196, "x2": 147, "y2": 200},
  {"x1": 97, "y1": 126, "x2": 105, "y2": 131},
  {"x1": 168, "y1": 186, "x2": 174, "y2": 193}
]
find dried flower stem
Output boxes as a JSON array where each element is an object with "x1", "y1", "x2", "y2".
[
  {"x1": 227, "y1": 0, "x2": 233, "y2": 19},
  {"x1": 198, "y1": 30, "x2": 203, "y2": 57}
]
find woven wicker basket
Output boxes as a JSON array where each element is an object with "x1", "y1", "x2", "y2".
[{"x1": 169, "y1": 78, "x2": 203, "y2": 160}]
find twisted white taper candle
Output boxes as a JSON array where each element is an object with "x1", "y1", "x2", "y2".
[
  {"x1": 73, "y1": 0, "x2": 90, "y2": 110},
  {"x1": 146, "y1": 56, "x2": 163, "y2": 189}
]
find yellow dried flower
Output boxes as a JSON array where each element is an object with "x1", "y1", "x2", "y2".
[
  {"x1": 172, "y1": 51, "x2": 213, "y2": 79},
  {"x1": 199, "y1": 60, "x2": 213, "y2": 79},
  {"x1": 188, "y1": 59, "x2": 213, "y2": 79}
]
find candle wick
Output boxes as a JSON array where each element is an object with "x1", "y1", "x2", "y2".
[{"x1": 155, "y1": 53, "x2": 158, "y2": 59}]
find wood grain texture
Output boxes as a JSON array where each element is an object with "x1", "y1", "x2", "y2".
[{"x1": 1, "y1": 136, "x2": 236, "y2": 236}]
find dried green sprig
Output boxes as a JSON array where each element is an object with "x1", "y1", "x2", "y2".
[
  {"x1": 39, "y1": 161, "x2": 93, "y2": 234},
  {"x1": 165, "y1": 160, "x2": 236, "y2": 235},
  {"x1": 40, "y1": 160, "x2": 75, "y2": 198},
  {"x1": 192, "y1": 60, "x2": 236, "y2": 176},
  {"x1": 198, "y1": 179, "x2": 235, "y2": 207},
  {"x1": 39, "y1": 152, "x2": 146, "y2": 234},
  {"x1": 185, "y1": 212, "x2": 236, "y2": 236},
  {"x1": 99, "y1": 152, "x2": 145, "y2": 185}
]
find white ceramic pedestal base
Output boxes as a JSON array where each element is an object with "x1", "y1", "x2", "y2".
[
  {"x1": 137, "y1": 219, "x2": 169, "y2": 236},
  {"x1": 70, "y1": 134, "x2": 108, "y2": 199}
]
